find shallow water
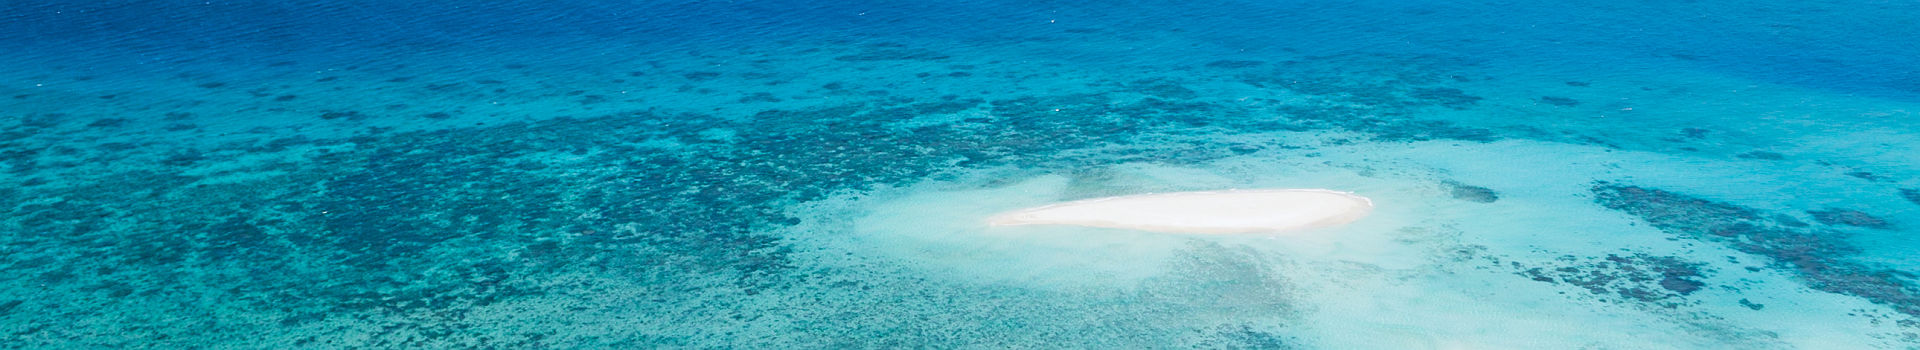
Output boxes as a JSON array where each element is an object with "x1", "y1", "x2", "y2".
[{"x1": 3, "y1": 1, "x2": 1918, "y2": 348}]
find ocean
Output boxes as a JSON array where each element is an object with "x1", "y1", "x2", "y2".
[{"x1": 3, "y1": 0, "x2": 1918, "y2": 348}]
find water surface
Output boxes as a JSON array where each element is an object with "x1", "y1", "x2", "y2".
[{"x1": 3, "y1": 1, "x2": 1918, "y2": 348}]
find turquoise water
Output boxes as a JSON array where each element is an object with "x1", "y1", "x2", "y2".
[{"x1": 3, "y1": 1, "x2": 1918, "y2": 348}]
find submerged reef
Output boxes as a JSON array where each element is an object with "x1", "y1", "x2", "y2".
[
  {"x1": 1591, "y1": 183, "x2": 1920, "y2": 323},
  {"x1": 1536, "y1": 96, "x2": 1581, "y2": 107},
  {"x1": 1808, "y1": 208, "x2": 1894, "y2": 229},
  {"x1": 1232, "y1": 53, "x2": 1501, "y2": 142},
  {"x1": 1735, "y1": 151, "x2": 1786, "y2": 160},
  {"x1": 1194, "y1": 324, "x2": 1297, "y2": 350},
  {"x1": 1511, "y1": 253, "x2": 1710, "y2": 308},
  {"x1": 1442, "y1": 181, "x2": 1499, "y2": 203}
]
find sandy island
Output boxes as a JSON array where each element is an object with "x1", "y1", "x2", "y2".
[{"x1": 987, "y1": 189, "x2": 1374, "y2": 234}]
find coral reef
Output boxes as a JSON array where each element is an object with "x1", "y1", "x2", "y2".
[
  {"x1": 1537, "y1": 96, "x2": 1580, "y2": 107},
  {"x1": 1195, "y1": 324, "x2": 1297, "y2": 349},
  {"x1": 1592, "y1": 183, "x2": 1920, "y2": 321},
  {"x1": 1443, "y1": 181, "x2": 1499, "y2": 203},
  {"x1": 1735, "y1": 151, "x2": 1785, "y2": 160},
  {"x1": 1511, "y1": 253, "x2": 1710, "y2": 308},
  {"x1": 1808, "y1": 208, "x2": 1893, "y2": 229}
]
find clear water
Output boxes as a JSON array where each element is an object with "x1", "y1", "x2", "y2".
[{"x1": 3, "y1": 1, "x2": 1918, "y2": 348}]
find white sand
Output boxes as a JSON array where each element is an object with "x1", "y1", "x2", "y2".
[{"x1": 987, "y1": 189, "x2": 1375, "y2": 234}]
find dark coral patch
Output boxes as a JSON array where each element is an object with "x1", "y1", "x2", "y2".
[
  {"x1": 1808, "y1": 208, "x2": 1893, "y2": 229},
  {"x1": 1195, "y1": 324, "x2": 1295, "y2": 349},
  {"x1": 1592, "y1": 183, "x2": 1920, "y2": 319},
  {"x1": 1736, "y1": 151, "x2": 1784, "y2": 160},
  {"x1": 1512, "y1": 253, "x2": 1709, "y2": 308},
  {"x1": 1903, "y1": 189, "x2": 1920, "y2": 206},
  {"x1": 319, "y1": 110, "x2": 367, "y2": 120},
  {"x1": 1772, "y1": 214, "x2": 1809, "y2": 227},
  {"x1": 1443, "y1": 181, "x2": 1498, "y2": 203},
  {"x1": 1659, "y1": 275, "x2": 1704, "y2": 294},
  {"x1": 87, "y1": 118, "x2": 130, "y2": 128},
  {"x1": 1131, "y1": 79, "x2": 1198, "y2": 100},
  {"x1": 159, "y1": 151, "x2": 206, "y2": 166},
  {"x1": 738, "y1": 92, "x2": 781, "y2": 103},
  {"x1": 1406, "y1": 87, "x2": 1482, "y2": 109},
  {"x1": 1537, "y1": 96, "x2": 1580, "y2": 107},
  {"x1": 1274, "y1": 104, "x2": 1495, "y2": 142}
]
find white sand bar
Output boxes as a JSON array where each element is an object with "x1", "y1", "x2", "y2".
[{"x1": 987, "y1": 189, "x2": 1374, "y2": 234}]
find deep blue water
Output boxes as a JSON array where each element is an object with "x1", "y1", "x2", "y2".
[
  {"x1": 8, "y1": 1, "x2": 1916, "y2": 97},
  {"x1": 4, "y1": 1, "x2": 1919, "y2": 348}
]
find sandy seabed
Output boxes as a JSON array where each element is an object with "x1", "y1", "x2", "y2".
[{"x1": 987, "y1": 189, "x2": 1374, "y2": 234}]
